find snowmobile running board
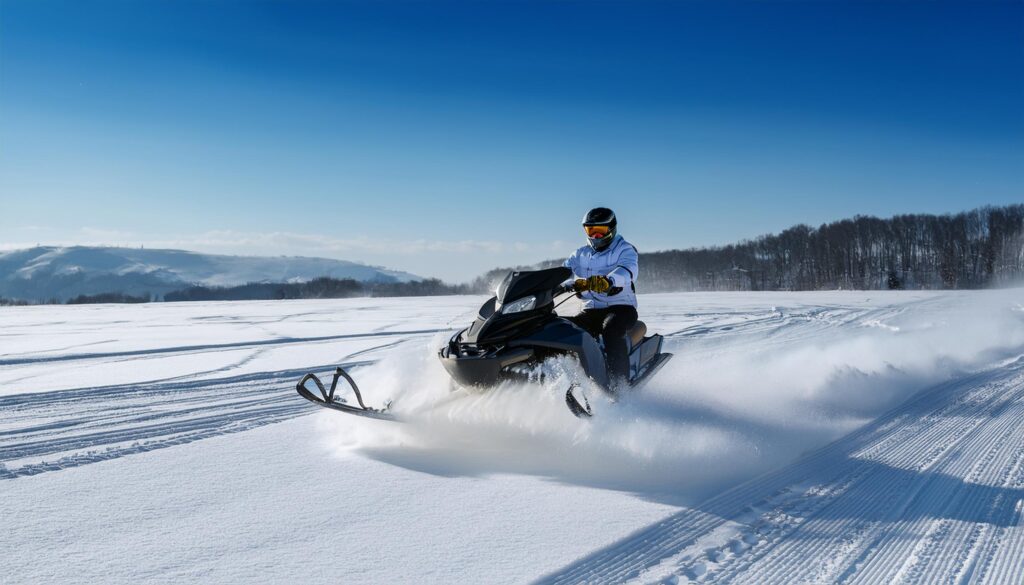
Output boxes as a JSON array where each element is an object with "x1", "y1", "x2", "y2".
[
  {"x1": 295, "y1": 367, "x2": 398, "y2": 421},
  {"x1": 565, "y1": 352, "x2": 674, "y2": 419}
]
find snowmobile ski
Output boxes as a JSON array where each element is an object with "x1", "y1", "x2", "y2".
[
  {"x1": 295, "y1": 367, "x2": 399, "y2": 421},
  {"x1": 565, "y1": 352, "x2": 674, "y2": 419},
  {"x1": 565, "y1": 383, "x2": 592, "y2": 418}
]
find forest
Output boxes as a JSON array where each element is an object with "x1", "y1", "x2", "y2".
[{"x1": 632, "y1": 205, "x2": 1023, "y2": 291}]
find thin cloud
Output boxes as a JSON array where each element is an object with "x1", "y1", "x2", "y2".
[
  {"x1": 0, "y1": 228, "x2": 567, "y2": 281},
  {"x1": 0, "y1": 229, "x2": 557, "y2": 258},
  {"x1": 151, "y1": 231, "x2": 514, "y2": 256}
]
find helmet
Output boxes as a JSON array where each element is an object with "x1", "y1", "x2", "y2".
[{"x1": 582, "y1": 207, "x2": 617, "y2": 251}]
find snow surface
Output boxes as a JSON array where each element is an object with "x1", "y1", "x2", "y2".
[{"x1": 2, "y1": 290, "x2": 1024, "y2": 583}]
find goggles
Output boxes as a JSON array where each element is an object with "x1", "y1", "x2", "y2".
[{"x1": 584, "y1": 225, "x2": 611, "y2": 238}]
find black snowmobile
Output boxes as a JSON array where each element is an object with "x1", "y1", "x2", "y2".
[{"x1": 296, "y1": 266, "x2": 672, "y2": 419}]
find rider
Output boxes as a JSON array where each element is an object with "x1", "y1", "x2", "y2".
[{"x1": 562, "y1": 207, "x2": 639, "y2": 389}]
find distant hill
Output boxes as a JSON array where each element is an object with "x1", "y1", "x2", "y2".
[{"x1": 0, "y1": 246, "x2": 421, "y2": 302}]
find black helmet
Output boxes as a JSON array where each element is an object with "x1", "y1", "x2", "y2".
[{"x1": 582, "y1": 207, "x2": 617, "y2": 251}]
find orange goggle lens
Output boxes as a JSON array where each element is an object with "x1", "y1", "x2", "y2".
[{"x1": 584, "y1": 225, "x2": 611, "y2": 237}]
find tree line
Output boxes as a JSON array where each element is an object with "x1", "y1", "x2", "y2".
[{"x1": 632, "y1": 205, "x2": 1024, "y2": 291}]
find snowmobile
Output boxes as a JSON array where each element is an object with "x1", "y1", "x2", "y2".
[{"x1": 295, "y1": 266, "x2": 672, "y2": 419}]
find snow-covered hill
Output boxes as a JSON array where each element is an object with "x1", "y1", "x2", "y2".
[
  {"x1": 1, "y1": 290, "x2": 1023, "y2": 583},
  {"x1": 0, "y1": 246, "x2": 421, "y2": 302}
]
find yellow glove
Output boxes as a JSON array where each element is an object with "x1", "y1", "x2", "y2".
[
  {"x1": 572, "y1": 278, "x2": 589, "y2": 293},
  {"x1": 586, "y1": 275, "x2": 611, "y2": 294}
]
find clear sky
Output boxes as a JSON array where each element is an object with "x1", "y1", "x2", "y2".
[{"x1": 1, "y1": 0, "x2": 1021, "y2": 282}]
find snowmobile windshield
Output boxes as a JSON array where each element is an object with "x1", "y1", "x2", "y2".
[{"x1": 495, "y1": 267, "x2": 572, "y2": 305}]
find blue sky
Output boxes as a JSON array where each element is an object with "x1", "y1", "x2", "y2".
[{"x1": 1, "y1": 1, "x2": 1021, "y2": 282}]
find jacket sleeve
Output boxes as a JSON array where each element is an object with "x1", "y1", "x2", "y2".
[
  {"x1": 561, "y1": 251, "x2": 579, "y2": 287},
  {"x1": 607, "y1": 244, "x2": 638, "y2": 289}
]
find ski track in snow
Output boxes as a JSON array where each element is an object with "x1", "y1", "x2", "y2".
[
  {"x1": 0, "y1": 367, "x2": 323, "y2": 479},
  {"x1": 0, "y1": 328, "x2": 444, "y2": 366},
  {"x1": 538, "y1": 358, "x2": 1024, "y2": 585},
  {"x1": 2, "y1": 292, "x2": 1024, "y2": 583}
]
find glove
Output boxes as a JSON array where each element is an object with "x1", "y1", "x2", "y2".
[
  {"x1": 572, "y1": 278, "x2": 589, "y2": 293},
  {"x1": 586, "y1": 275, "x2": 611, "y2": 294}
]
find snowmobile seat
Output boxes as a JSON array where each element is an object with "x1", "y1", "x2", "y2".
[{"x1": 628, "y1": 321, "x2": 647, "y2": 347}]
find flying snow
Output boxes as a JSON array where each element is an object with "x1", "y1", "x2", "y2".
[{"x1": 317, "y1": 290, "x2": 1024, "y2": 504}]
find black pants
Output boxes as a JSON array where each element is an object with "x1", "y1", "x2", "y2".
[{"x1": 568, "y1": 305, "x2": 638, "y2": 386}]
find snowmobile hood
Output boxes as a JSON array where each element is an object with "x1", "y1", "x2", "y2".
[
  {"x1": 460, "y1": 267, "x2": 572, "y2": 345},
  {"x1": 495, "y1": 266, "x2": 571, "y2": 305}
]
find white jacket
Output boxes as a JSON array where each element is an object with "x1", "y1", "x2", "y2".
[{"x1": 562, "y1": 235, "x2": 639, "y2": 309}]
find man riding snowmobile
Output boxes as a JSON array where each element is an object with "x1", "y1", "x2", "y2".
[
  {"x1": 296, "y1": 205, "x2": 670, "y2": 419},
  {"x1": 562, "y1": 207, "x2": 639, "y2": 390}
]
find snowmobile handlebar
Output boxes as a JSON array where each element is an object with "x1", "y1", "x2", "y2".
[{"x1": 553, "y1": 286, "x2": 580, "y2": 311}]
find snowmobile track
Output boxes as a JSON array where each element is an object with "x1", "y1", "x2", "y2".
[
  {"x1": 0, "y1": 363, "x2": 376, "y2": 480},
  {"x1": 0, "y1": 328, "x2": 445, "y2": 366},
  {"x1": 537, "y1": 355, "x2": 1024, "y2": 585}
]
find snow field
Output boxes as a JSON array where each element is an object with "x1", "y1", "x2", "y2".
[
  {"x1": 542, "y1": 356, "x2": 1024, "y2": 584},
  {"x1": 2, "y1": 289, "x2": 1023, "y2": 583}
]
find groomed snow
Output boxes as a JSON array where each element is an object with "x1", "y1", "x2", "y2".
[{"x1": 2, "y1": 290, "x2": 1023, "y2": 583}]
